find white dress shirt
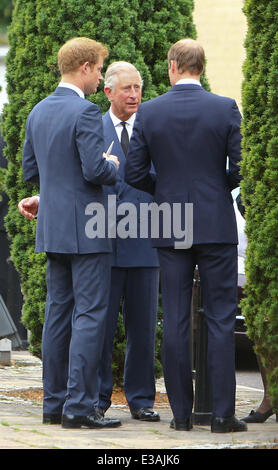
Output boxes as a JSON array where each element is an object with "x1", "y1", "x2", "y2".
[
  {"x1": 175, "y1": 78, "x2": 201, "y2": 86},
  {"x1": 109, "y1": 108, "x2": 136, "y2": 141}
]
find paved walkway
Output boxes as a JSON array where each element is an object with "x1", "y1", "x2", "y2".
[{"x1": 0, "y1": 351, "x2": 277, "y2": 451}]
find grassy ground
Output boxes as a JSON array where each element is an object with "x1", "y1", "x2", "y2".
[{"x1": 193, "y1": 0, "x2": 247, "y2": 112}]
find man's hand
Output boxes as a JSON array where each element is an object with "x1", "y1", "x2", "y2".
[
  {"x1": 18, "y1": 196, "x2": 39, "y2": 220},
  {"x1": 103, "y1": 152, "x2": 120, "y2": 168}
]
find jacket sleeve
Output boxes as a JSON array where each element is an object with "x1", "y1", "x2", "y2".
[
  {"x1": 22, "y1": 115, "x2": 40, "y2": 185},
  {"x1": 125, "y1": 106, "x2": 156, "y2": 195},
  {"x1": 76, "y1": 103, "x2": 118, "y2": 186},
  {"x1": 226, "y1": 100, "x2": 242, "y2": 190}
]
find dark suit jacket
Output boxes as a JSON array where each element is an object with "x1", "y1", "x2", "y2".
[
  {"x1": 125, "y1": 84, "x2": 242, "y2": 247},
  {"x1": 0, "y1": 134, "x2": 8, "y2": 233},
  {"x1": 102, "y1": 111, "x2": 159, "y2": 267},
  {"x1": 22, "y1": 87, "x2": 117, "y2": 254}
]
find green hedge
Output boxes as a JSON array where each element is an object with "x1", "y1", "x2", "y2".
[
  {"x1": 0, "y1": 0, "x2": 13, "y2": 29},
  {"x1": 241, "y1": 0, "x2": 278, "y2": 408},
  {"x1": 1, "y1": 0, "x2": 208, "y2": 385}
]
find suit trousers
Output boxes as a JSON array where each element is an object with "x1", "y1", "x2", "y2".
[
  {"x1": 158, "y1": 244, "x2": 238, "y2": 420},
  {"x1": 42, "y1": 252, "x2": 111, "y2": 416},
  {"x1": 98, "y1": 267, "x2": 159, "y2": 411}
]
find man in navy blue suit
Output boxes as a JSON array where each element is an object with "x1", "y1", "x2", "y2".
[
  {"x1": 21, "y1": 37, "x2": 121, "y2": 429},
  {"x1": 19, "y1": 61, "x2": 160, "y2": 422},
  {"x1": 98, "y1": 62, "x2": 160, "y2": 421},
  {"x1": 125, "y1": 39, "x2": 247, "y2": 433}
]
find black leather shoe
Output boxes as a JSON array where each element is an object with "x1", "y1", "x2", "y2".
[
  {"x1": 43, "y1": 413, "x2": 62, "y2": 424},
  {"x1": 211, "y1": 415, "x2": 247, "y2": 433},
  {"x1": 94, "y1": 406, "x2": 105, "y2": 417},
  {"x1": 170, "y1": 418, "x2": 193, "y2": 431},
  {"x1": 61, "y1": 413, "x2": 121, "y2": 429},
  {"x1": 131, "y1": 407, "x2": 160, "y2": 421},
  {"x1": 241, "y1": 408, "x2": 277, "y2": 423}
]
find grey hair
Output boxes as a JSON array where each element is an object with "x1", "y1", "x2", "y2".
[{"x1": 104, "y1": 61, "x2": 143, "y2": 90}]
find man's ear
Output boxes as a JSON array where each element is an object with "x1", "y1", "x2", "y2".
[
  {"x1": 104, "y1": 86, "x2": 112, "y2": 101},
  {"x1": 81, "y1": 61, "x2": 90, "y2": 75},
  {"x1": 170, "y1": 59, "x2": 177, "y2": 74}
]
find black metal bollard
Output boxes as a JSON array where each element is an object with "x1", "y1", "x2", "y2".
[{"x1": 192, "y1": 270, "x2": 212, "y2": 425}]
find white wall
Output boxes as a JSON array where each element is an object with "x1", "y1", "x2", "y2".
[{"x1": 193, "y1": 0, "x2": 247, "y2": 112}]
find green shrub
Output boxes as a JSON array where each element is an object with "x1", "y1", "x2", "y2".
[
  {"x1": 241, "y1": 0, "x2": 278, "y2": 408},
  {"x1": 0, "y1": 0, "x2": 13, "y2": 30}
]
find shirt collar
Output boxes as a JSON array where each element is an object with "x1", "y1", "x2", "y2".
[
  {"x1": 175, "y1": 78, "x2": 201, "y2": 86},
  {"x1": 58, "y1": 82, "x2": 85, "y2": 99},
  {"x1": 109, "y1": 108, "x2": 136, "y2": 127}
]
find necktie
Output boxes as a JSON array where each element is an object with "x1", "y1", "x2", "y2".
[{"x1": 120, "y1": 121, "x2": 129, "y2": 156}]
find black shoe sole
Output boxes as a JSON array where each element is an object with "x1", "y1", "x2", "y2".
[
  {"x1": 170, "y1": 424, "x2": 192, "y2": 431},
  {"x1": 170, "y1": 419, "x2": 193, "y2": 431},
  {"x1": 43, "y1": 414, "x2": 62, "y2": 425},
  {"x1": 211, "y1": 424, "x2": 247, "y2": 433},
  {"x1": 62, "y1": 423, "x2": 121, "y2": 429},
  {"x1": 61, "y1": 419, "x2": 121, "y2": 429},
  {"x1": 131, "y1": 414, "x2": 160, "y2": 422}
]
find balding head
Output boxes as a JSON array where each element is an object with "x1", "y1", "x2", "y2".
[{"x1": 168, "y1": 38, "x2": 205, "y2": 76}]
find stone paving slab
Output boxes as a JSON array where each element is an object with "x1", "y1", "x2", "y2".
[
  {"x1": 0, "y1": 351, "x2": 277, "y2": 451},
  {"x1": 0, "y1": 400, "x2": 277, "y2": 451}
]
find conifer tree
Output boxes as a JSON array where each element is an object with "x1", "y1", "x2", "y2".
[
  {"x1": 241, "y1": 0, "x2": 278, "y2": 407},
  {"x1": 1, "y1": 0, "x2": 203, "y2": 383}
]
